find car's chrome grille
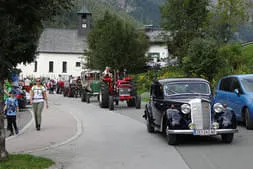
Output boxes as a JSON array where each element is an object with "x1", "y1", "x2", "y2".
[{"x1": 190, "y1": 99, "x2": 211, "y2": 129}]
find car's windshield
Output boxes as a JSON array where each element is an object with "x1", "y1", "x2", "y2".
[
  {"x1": 241, "y1": 77, "x2": 253, "y2": 92},
  {"x1": 163, "y1": 82, "x2": 210, "y2": 96}
]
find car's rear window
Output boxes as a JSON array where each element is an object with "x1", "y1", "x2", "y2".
[
  {"x1": 241, "y1": 77, "x2": 253, "y2": 92},
  {"x1": 163, "y1": 82, "x2": 210, "y2": 96}
]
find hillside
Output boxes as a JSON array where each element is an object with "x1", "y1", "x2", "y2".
[
  {"x1": 44, "y1": 0, "x2": 166, "y2": 28},
  {"x1": 100, "y1": 0, "x2": 166, "y2": 26},
  {"x1": 44, "y1": 0, "x2": 253, "y2": 43}
]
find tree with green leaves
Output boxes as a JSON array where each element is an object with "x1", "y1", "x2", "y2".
[
  {"x1": 160, "y1": 0, "x2": 209, "y2": 64},
  {"x1": 218, "y1": 43, "x2": 246, "y2": 73},
  {"x1": 208, "y1": 0, "x2": 251, "y2": 43},
  {"x1": 86, "y1": 11, "x2": 149, "y2": 73},
  {"x1": 0, "y1": 0, "x2": 73, "y2": 160},
  {"x1": 183, "y1": 38, "x2": 220, "y2": 81}
]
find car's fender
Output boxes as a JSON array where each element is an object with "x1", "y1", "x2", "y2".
[
  {"x1": 144, "y1": 103, "x2": 153, "y2": 119},
  {"x1": 218, "y1": 108, "x2": 237, "y2": 129},
  {"x1": 166, "y1": 109, "x2": 182, "y2": 127}
]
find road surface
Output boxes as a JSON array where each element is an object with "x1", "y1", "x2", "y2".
[{"x1": 35, "y1": 95, "x2": 252, "y2": 169}]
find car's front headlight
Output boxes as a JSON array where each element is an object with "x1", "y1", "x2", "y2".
[
  {"x1": 181, "y1": 104, "x2": 191, "y2": 114},
  {"x1": 213, "y1": 103, "x2": 224, "y2": 113}
]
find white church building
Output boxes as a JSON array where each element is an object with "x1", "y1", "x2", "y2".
[
  {"x1": 17, "y1": 7, "x2": 170, "y2": 80},
  {"x1": 17, "y1": 6, "x2": 91, "y2": 80}
]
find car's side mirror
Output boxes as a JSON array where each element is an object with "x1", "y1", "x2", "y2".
[{"x1": 234, "y1": 89, "x2": 240, "y2": 95}]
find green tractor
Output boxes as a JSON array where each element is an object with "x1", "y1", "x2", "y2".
[{"x1": 80, "y1": 70, "x2": 101, "y2": 103}]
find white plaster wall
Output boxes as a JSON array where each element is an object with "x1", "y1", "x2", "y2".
[
  {"x1": 17, "y1": 53, "x2": 85, "y2": 79},
  {"x1": 147, "y1": 44, "x2": 169, "y2": 59}
]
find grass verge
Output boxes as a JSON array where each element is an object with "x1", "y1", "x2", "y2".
[{"x1": 0, "y1": 154, "x2": 55, "y2": 169}]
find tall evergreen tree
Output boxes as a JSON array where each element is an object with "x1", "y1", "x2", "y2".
[{"x1": 86, "y1": 11, "x2": 148, "y2": 73}]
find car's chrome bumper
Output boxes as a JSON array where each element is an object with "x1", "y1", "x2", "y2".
[{"x1": 167, "y1": 129, "x2": 238, "y2": 135}]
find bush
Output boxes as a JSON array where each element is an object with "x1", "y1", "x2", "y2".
[
  {"x1": 183, "y1": 38, "x2": 220, "y2": 82},
  {"x1": 133, "y1": 66, "x2": 185, "y2": 94}
]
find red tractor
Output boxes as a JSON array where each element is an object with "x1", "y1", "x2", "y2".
[{"x1": 99, "y1": 71, "x2": 141, "y2": 110}]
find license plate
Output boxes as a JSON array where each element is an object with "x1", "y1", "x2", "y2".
[{"x1": 193, "y1": 129, "x2": 216, "y2": 136}]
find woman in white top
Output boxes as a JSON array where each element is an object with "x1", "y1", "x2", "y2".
[{"x1": 30, "y1": 78, "x2": 48, "y2": 131}]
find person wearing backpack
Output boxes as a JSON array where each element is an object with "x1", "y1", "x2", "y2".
[
  {"x1": 30, "y1": 78, "x2": 48, "y2": 131},
  {"x1": 4, "y1": 90, "x2": 19, "y2": 136}
]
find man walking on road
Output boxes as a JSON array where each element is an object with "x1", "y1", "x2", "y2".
[{"x1": 30, "y1": 78, "x2": 48, "y2": 131}]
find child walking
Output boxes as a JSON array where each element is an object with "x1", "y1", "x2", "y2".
[{"x1": 4, "y1": 90, "x2": 19, "y2": 136}]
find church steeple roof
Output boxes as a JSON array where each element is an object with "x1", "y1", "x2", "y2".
[{"x1": 78, "y1": 6, "x2": 91, "y2": 14}]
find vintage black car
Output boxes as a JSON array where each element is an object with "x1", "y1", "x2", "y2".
[{"x1": 143, "y1": 78, "x2": 238, "y2": 145}]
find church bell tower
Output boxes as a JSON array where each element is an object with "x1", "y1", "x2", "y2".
[{"x1": 77, "y1": 2, "x2": 92, "y2": 37}]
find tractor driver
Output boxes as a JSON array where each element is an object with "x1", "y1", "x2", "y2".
[{"x1": 102, "y1": 66, "x2": 112, "y2": 78}]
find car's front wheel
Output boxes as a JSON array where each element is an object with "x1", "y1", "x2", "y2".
[
  {"x1": 221, "y1": 133, "x2": 234, "y2": 143},
  {"x1": 166, "y1": 126, "x2": 178, "y2": 145},
  {"x1": 146, "y1": 115, "x2": 154, "y2": 133}
]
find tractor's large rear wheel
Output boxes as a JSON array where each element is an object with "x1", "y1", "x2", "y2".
[
  {"x1": 109, "y1": 96, "x2": 114, "y2": 110},
  {"x1": 87, "y1": 95, "x2": 90, "y2": 103},
  {"x1": 127, "y1": 99, "x2": 136, "y2": 107},
  {"x1": 81, "y1": 89, "x2": 86, "y2": 102},
  {"x1": 63, "y1": 88, "x2": 67, "y2": 97},
  {"x1": 99, "y1": 82, "x2": 109, "y2": 108},
  {"x1": 128, "y1": 81, "x2": 138, "y2": 107},
  {"x1": 136, "y1": 95, "x2": 141, "y2": 109},
  {"x1": 130, "y1": 81, "x2": 137, "y2": 96}
]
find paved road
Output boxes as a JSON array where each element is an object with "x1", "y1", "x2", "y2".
[
  {"x1": 34, "y1": 95, "x2": 189, "y2": 169},
  {"x1": 106, "y1": 99, "x2": 253, "y2": 169},
  {"x1": 34, "y1": 95, "x2": 253, "y2": 169}
]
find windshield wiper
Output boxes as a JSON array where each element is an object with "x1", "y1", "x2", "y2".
[{"x1": 166, "y1": 89, "x2": 177, "y2": 94}]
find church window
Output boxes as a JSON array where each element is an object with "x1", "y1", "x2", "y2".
[
  {"x1": 76, "y1": 62, "x2": 81, "y2": 67},
  {"x1": 63, "y1": 61, "x2": 67, "y2": 73},
  {"x1": 49, "y1": 61, "x2": 54, "y2": 73},
  {"x1": 34, "y1": 61, "x2": 37, "y2": 72}
]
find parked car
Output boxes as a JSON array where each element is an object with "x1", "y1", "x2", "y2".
[
  {"x1": 143, "y1": 78, "x2": 238, "y2": 145},
  {"x1": 214, "y1": 74, "x2": 253, "y2": 129},
  {"x1": 145, "y1": 61, "x2": 160, "y2": 70},
  {"x1": 12, "y1": 87, "x2": 27, "y2": 109}
]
